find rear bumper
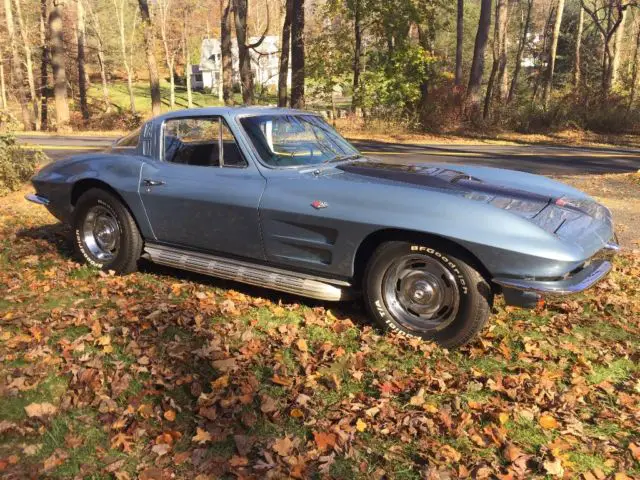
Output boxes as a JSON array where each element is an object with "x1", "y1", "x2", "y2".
[{"x1": 495, "y1": 241, "x2": 618, "y2": 307}]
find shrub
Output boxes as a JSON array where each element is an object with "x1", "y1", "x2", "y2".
[{"x1": 0, "y1": 133, "x2": 46, "y2": 196}]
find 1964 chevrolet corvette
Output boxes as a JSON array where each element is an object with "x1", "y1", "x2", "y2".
[{"x1": 27, "y1": 107, "x2": 618, "y2": 347}]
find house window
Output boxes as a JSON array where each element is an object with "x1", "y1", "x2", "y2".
[{"x1": 195, "y1": 74, "x2": 203, "y2": 82}]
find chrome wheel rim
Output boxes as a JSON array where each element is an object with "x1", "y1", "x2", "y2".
[
  {"x1": 382, "y1": 254, "x2": 460, "y2": 332},
  {"x1": 81, "y1": 205, "x2": 120, "y2": 261}
]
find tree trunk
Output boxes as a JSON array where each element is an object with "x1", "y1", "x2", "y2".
[
  {"x1": 159, "y1": 0, "x2": 175, "y2": 108},
  {"x1": 233, "y1": 0, "x2": 254, "y2": 104},
  {"x1": 541, "y1": 0, "x2": 565, "y2": 109},
  {"x1": 455, "y1": 0, "x2": 464, "y2": 86},
  {"x1": 611, "y1": 5, "x2": 627, "y2": 88},
  {"x1": 85, "y1": 0, "x2": 110, "y2": 111},
  {"x1": 4, "y1": 0, "x2": 33, "y2": 130},
  {"x1": 114, "y1": 0, "x2": 136, "y2": 113},
  {"x1": 290, "y1": 0, "x2": 305, "y2": 109},
  {"x1": 221, "y1": 0, "x2": 233, "y2": 104},
  {"x1": 496, "y1": 0, "x2": 510, "y2": 102},
  {"x1": 39, "y1": 0, "x2": 48, "y2": 129},
  {"x1": 352, "y1": 0, "x2": 362, "y2": 112},
  {"x1": 77, "y1": 0, "x2": 89, "y2": 121},
  {"x1": 14, "y1": 0, "x2": 39, "y2": 129},
  {"x1": 629, "y1": 19, "x2": 640, "y2": 110},
  {"x1": 48, "y1": 0, "x2": 69, "y2": 131},
  {"x1": 278, "y1": 0, "x2": 292, "y2": 107},
  {"x1": 182, "y1": 16, "x2": 193, "y2": 108},
  {"x1": 573, "y1": 4, "x2": 583, "y2": 86},
  {"x1": 508, "y1": 0, "x2": 533, "y2": 103},
  {"x1": 466, "y1": 0, "x2": 492, "y2": 117},
  {"x1": 138, "y1": 0, "x2": 161, "y2": 116},
  {"x1": 0, "y1": 60, "x2": 7, "y2": 109}
]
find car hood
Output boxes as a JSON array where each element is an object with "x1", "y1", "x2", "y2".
[{"x1": 334, "y1": 159, "x2": 614, "y2": 249}]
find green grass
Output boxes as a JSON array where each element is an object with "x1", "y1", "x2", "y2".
[
  {"x1": 587, "y1": 358, "x2": 637, "y2": 385},
  {"x1": 0, "y1": 375, "x2": 68, "y2": 422}
]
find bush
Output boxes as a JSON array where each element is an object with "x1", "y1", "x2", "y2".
[{"x1": 0, "y1": 133, "x2": 46, "y2": 196}]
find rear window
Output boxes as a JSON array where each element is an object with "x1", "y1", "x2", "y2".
[{"x1": 115, "y1": 128, "x2": 141, "y2": 148}]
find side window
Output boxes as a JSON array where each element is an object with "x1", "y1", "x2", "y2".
[
  {"x1": 221, "y1": 121, "x2": 247, "y2": 167},
  {"x1": 115, "y1": 127, "x2": 141, "y2": 148},
  {"x1": 163, "y1": 117, "x2": 246, "y2": 168}
]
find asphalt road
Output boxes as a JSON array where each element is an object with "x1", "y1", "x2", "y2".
[{"x1": 16, "y1": 134, "x2": 640, "y2": 175}]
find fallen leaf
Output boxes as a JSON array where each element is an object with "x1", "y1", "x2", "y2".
[
  {"x1": 313, "y1": 431, "x2": 337, "y2": 452},
  {"x1": 192, "y1": 427, "x2": 211, "y2": 444},
  {"x1": 539, "y1": 413, "x2": 559, "y2": 430},
  {"x1": 163, "y1": 410, "x2": 176, "y2": 422},
  {"x1": 356, "y1": 418, "x2": 367, "y2": 432},
  {"x1": 24, "y1": 402, "x2": 57, "y2": 418},
  {"x1": 273, "y1": 437, "x2": 293, "y2": 456},
  {"x1": 543, "y1": 458, "x2": 564, "y2": 477}
]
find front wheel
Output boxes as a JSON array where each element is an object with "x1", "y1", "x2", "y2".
[
  {"x1": 363, "y1": 241, "x2": 492, "y2": 348},
  {"x1": 72, "y1": 188, "x2": 143, "y2": 274}
]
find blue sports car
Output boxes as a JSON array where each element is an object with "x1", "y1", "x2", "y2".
[{"x1": 27, "y1": 107, "x2": 618, "y2": 347}]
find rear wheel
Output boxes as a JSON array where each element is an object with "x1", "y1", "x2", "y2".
[
  {"x1": 363, "y1": 241, "x2": 492, "y2": 348},
  {"x1": 72, "y1": 188, "x2": 142, "y2": 274}
]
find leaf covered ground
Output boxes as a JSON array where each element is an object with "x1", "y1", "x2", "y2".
[{"x1": 0, "y1": 186, "x2": 639, "y2": 480}]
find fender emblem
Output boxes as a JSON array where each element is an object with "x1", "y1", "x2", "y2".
[{"x1": 311, "y1": 200, "x2": 328, "y2": 209}]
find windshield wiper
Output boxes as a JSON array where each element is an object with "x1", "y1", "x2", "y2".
[{"x1": 328, "y1": 153, "x2": 362, "y2": 163}]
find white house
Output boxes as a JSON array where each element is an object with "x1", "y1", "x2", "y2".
[{"x1": 191, "y1": 36, "x2": 284, "y2": 91}]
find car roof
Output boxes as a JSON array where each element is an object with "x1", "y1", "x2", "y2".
[{"x1": 152, "y1": 106, "x2": 317, "y2": 122}]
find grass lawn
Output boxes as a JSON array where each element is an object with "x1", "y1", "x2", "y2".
[{"x1": 0, "y1": 184, "x2": 638, "y2": 478}]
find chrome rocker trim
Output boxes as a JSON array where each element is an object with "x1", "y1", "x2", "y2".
[
  {"x1": 25, "y1": 193, "x2": 50, "y2": 205},
  {"x1": 493, "y1": 259, "x2": 612, "y2": 295},
  {"x1": 144, "y1": 243, "x2": 351, "y2": 302}
]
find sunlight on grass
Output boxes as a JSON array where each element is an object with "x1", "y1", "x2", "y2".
[
  {"x1": 587, "y1": 358, "x2": 637, "y2": 384},
  {"x1": 0, "y1": 375, "x2": 68, "y2": 422}
]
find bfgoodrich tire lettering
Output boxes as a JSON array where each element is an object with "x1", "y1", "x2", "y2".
[
  {"x1": 73, "y1": 188, "x2": 143, "y2": 274},
  {"x1": 363, "y1": 241, "x2": 492, "y2": 348}
]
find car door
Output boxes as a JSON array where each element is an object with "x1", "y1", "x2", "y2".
[{"x1": 139, "y1": 115, "x2": 266, "y2": 260}]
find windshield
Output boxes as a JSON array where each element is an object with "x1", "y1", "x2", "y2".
[{"x1": 239, "y1": 114, "x2": 360, "y2": 167}]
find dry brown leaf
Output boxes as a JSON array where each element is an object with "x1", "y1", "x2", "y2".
[
  {"x1": 192, "y1": 427, "x2": 211, "y2": 444},
  {"x1": 539, "y1": 413, "x2": 559, "y2": 430},
  {"x1": 313, "y1": 431, "x2": 337, "y2": 452},
  {"x1": 24, "y1": 402, "x2": 57, "y2": 418},
  {"x1": 163, "y1": 409, "x2": 176, "y2": 422},
  {"x1": 543, "y1": 458, "x2": 564, "y2": 477},
  {"x1": 273, "y1": 436, "x2": 294, "y2": 457}
]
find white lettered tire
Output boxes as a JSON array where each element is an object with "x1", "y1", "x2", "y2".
[
  {"x1": 363, "y1": 241, "x2": 492, "y2": 348},
  {"x1": 73, "y1": 188, "x2": 143, "y2": 274}
]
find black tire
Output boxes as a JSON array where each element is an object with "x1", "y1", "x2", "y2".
[
  {"x1": 72, "y1": 188, "x2": 143, "y2": 274},
  {"x1": 363, "y1": 241, "x2": 492, "y2": 348}
]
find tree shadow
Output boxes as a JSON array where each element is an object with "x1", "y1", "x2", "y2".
[{"x1": 16, "y1": 221, "x2": 368, "y2": 328}]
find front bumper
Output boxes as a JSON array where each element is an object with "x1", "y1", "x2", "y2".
[
  {"x1": 494, "y1": 241, "x2": 619, "y2": 307},
  {"x1": 25, "y1": 193, "x2": 50, "y2": 205}
]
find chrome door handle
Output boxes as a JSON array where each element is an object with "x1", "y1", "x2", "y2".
[{"x1": 143, "y1": 179, "x2": 165, "y2": 187}]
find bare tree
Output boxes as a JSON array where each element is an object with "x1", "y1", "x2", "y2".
[
  {"x1": 221, "y1": 0, "x2": 234, "y2": 104},
  {"x1": 455, "y1": 0, "x2": 464, "y2": 86},
  {"x1": 4, "y1": 0, "x2": 33, "y2": 129},
  {"x1": 39, "y1": 0, "x2": 48, "y2": 128},
  {"x1": 158, "y1": 0, "x2": 177, "y2": 108},
  {"x1": 0, "y1": 58, "x2": 7, "y2": 109},
  {"x1": 85, "y1": 0, "x2": 110, "y2": 111},
  {"x1": 290, "y1": 0, "x2": 305, "y2": 108},
  {"x1": 278, "y1": 0, "x2": 292, "y2": 107},
  {"x1": 581, "y1": 0, "x2": 631, "y2": 95},
  {"x1": 541, "y1": 0, "x2": 565, "y2": 108},
  {"x1": 77, "y1": 0, "x2": 89, "y2": 121},
  {"x1": 232, "y1": 0, "x2": 269, "y2": 105},
  {"x1": 574, "y1": 3, "x2": 584, "y2": 86},
  {"x1": 138, "y1": 0, "x2": 161, "y2": 116},
  {"x1": 13, "y1": 0, "x2": 39, "y2": 128},
  {"x1": 182, "y1": 13, "x2": 193, "y2": 108},
  {"x1": 611, "y1": 4, "x2": 628, "y2": 87},
  {"x1": 630, "y1": 14, "x2": 640, "y2": 108},
  {"x1": 484, "y1": 0, "x2": 510, "y2": 119},
  {"x1": 352, "y1": 0, "x2": 363, "y2": 111},
  {"x1": 113, "y1": 0, "x2": 137, "y2": 113},
  {"x1": 508, "y1": 0, "x2": 534, "y2": 103},
  {"x1": 48, "y1": 0, "x2": 70, "y2": 131},
  {"x1": 466, "y1": 0, "x2": 492, "y2": 117}
]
